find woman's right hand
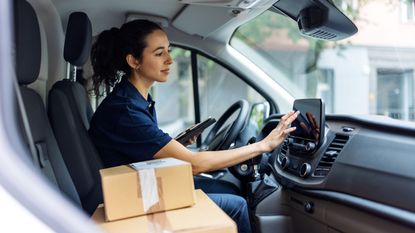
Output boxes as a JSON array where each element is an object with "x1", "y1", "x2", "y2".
[{"x1": 260, "y1": 111, "x2": 300, "y2": 152}]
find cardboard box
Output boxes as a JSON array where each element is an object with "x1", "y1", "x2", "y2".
[
  {"x1": 92, "y1": 190, "x2": 237, "y2": 233},
  {"x1": 100, "y1": 158, "x2": 195, "y2": 221}
]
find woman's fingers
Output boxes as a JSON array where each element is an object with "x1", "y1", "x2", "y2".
[
  {"x1": 277, "y1": 111, "x2": 300, "y2": 131},
  {"x1": 276, "y1": 111, "x2": 293, "y2": 131},
  {"x1": 287, "y1": 111, "x2": 300, "y2": 124},
  {"x1": 283, "y1": 126, "x2": 297, "y2": 134},
  {"x1": 280, "y1": 110, "x2": 294, "y2": 121}
]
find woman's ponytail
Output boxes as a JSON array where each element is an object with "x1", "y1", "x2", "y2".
[{"x1": 90, "y1": 27, "x2": 120, "y2": 96}]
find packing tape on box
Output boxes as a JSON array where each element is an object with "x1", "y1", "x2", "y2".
[
  {"x1": 138, "y1": 168, "x2": 160, "y2": 213},
  {"x1": 146, "y1": 212, "x2": 173, "y2": 233}
]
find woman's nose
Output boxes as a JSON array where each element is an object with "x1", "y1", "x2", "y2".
[{"x1": 165, "y1": 52, "x2": 173, "y2": 65}]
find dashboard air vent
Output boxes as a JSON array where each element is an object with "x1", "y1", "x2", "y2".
[
  {"x1": 314, "y1": 134, "x2": 349, "y2": 177},
  {"x1": 281, "y1": 140, "x2": 288, "y2": 156},
  {"x1": 277, "y1": 139, "x2": 289, "y2": 163}
]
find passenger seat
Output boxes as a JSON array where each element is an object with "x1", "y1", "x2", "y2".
[
  {"x1": 14, "y1": 0, "x2": 81, "y2": 207},
  {"x1": 48, "y1": 12, "x2": 103, "y2": 215}
]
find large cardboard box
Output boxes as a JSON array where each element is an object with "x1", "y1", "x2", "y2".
[
  {"x1": 92, "y1": 190, "x2": 237, "y2": 233},
  {"x1": 100, "y1": 158, "x2": 195, "y2": 221}
]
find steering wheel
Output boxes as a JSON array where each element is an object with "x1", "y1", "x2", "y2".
[{"x1": 203, "y1": 100, "x2": 249, "y2": 151}]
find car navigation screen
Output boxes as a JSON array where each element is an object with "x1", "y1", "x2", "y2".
[{"x1": 290, "y1": 99, "x2": 324, "y2": 142}]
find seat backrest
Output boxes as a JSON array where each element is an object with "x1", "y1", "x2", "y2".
[
  {"x1": 14, "y1": 0, "x2": 81, "y2": 207},
  {"x1": 48, "y1": 12, "x2": 103, "y2": 215}
]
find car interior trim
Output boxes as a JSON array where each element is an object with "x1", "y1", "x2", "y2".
[
  {"x1": 172, "y1": 43, "x2": 279, "y2": 114},
  {"x1": 293, "y1": 188, "x2": 415, "y2": 229},
  {"x1": 326, "y1": 115, "x2": 415, "y2": 136}
]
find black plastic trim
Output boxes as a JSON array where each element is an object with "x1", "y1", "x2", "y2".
[
  {"x1": 293, "y1": 188, "x2": 415, "y2": 229},
  {"x1": 273, "y1": 0, "x2": 358, "y2": 41},
  {"x1": 190, "y1": 51, "x2": 202, "y2": 146},
  {"x1": 326, "y1": 114, "x2": 415, "y2": 136}
]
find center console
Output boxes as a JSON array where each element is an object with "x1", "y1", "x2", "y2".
[{"x1": 276, "y1": 99, "x2": 326, "y2": 179}]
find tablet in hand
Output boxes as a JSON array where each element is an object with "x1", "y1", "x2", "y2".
[{"x1": 175, "y1": 117, "x2": 216, "y2": 144}]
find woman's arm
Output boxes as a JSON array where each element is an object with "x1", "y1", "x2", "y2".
[{"x1": 154, "y1": 111, "x2": 299, "y2": 175}]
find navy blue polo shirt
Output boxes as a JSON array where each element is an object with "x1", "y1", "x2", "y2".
[{"x1": 88, "y1": 79, "x2": 172, "y2": 167}]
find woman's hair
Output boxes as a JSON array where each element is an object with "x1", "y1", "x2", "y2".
[{"x1": 90, "y1": 19, "x2": 162, "y2": 96}]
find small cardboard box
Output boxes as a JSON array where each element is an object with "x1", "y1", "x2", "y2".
[
  {"x1": 92, "y1": 190, "x2": 237, "y2": 233},
  {"x1": 100, "y1": 158, "x2": 195, "y2": 221}
]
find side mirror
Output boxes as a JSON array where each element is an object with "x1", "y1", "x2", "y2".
[{"x1": 249, "y1": 102, "x2": 270, "y2": 132}]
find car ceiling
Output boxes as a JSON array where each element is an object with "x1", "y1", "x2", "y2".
[{"x1": 50, "y1": 0, "x2": 276, "y2": 42}]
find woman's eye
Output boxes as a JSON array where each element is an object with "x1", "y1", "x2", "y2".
[{"x1": 155, "y1": 52, "x2": 162, "y2": 56}]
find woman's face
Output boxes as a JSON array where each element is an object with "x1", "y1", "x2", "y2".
[{"x1": 136, "y1": 29, "x2": 173, "y2": 83}]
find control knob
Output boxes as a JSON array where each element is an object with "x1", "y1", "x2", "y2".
[
  {"x1": 300, "y1": 163, "x2": 312, "y2": 178},
  {"x1": 305, "y1": 142, "x2": 316, "y2": 152},
  {"x1": 280, "y1": 156, "x2": 290, "y2": 170}
]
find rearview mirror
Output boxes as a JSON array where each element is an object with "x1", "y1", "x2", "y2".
[{"x1": 273, "y1": 0, "x2": 358, "y2": 41}]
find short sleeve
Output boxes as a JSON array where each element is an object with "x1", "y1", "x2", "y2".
[
  {"x1": 114, "y1": 106, "x2": 172, "y2": 162},
  {"x1": 88, "y1": 82, "x2": 172, "y2": 167}
]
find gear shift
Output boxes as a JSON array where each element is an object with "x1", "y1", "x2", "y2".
[{"x1": 247, "y1": 137, "x2": 261, "y2": 181}]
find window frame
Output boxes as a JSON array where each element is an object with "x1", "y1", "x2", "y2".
[{"x1": 171, "y1": 44, "x2": 278, "y2": 120}]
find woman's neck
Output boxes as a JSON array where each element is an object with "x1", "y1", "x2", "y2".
[{"x1": 127, "y1": 75, "x2": 153, "y2": 100}]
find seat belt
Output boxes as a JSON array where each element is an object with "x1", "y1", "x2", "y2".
[{"x1": 12, "y1": 74, "x2": 38, "y2": 166}]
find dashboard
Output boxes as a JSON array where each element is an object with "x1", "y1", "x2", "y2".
[{"x1": 258, "y1": 113, "x2": 415, "y2": 229}]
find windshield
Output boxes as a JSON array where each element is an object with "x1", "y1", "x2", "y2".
[{"x1": 231, "y1": 0, "x2": 415, "y2": 122}]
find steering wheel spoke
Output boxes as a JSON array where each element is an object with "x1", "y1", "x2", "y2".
[
  {"x1": 203, "y1": 100, "x2": 250, "y2": 151},
  {"x1": 202, "y1": 100, "x2": 265, "y2": 181},
  {"x1": 206, "y1": 124, "x2": 230, "y2": 150}
]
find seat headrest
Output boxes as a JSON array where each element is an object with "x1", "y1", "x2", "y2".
[
  {"x1": 14, "y1": 0, "x2": 41, "y2": 85},
  {"x1": 64, "y1": 12, "x2": 92, "y2": 66}
]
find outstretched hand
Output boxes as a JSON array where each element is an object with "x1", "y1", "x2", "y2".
[{"x1": 261, "y1": 111, "x2": 300, "y2": 152}]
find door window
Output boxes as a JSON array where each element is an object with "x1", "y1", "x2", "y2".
[
  {"x1": 197, "y1": 54, "x2": 266, "y2": 121},
  {"x1": 377, "y1": 69, "x2": 415, "y2": 120},
  {"x1": 153, "y1": 47, "x2": 194, "y2": 136},
  {"x1": 154, "y1": 46, "x2": 267, "y2": 138}
]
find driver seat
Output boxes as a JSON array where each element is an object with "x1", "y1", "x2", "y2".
[{"x1": 48, "y1": 12, "x2": 103, "y2": 215}]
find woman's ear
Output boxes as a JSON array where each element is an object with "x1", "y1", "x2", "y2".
[{"x1": 126, "y1": 54, "x2": 140, "y2": 70}]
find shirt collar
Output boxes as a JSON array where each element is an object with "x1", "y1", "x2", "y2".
[{"x1": 119, "y1": 79, "x2": 155, "y2": 110}]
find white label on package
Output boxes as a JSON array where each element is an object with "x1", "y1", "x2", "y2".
[
  {"x1": 139, "y1": 168, "x2": 159, "y2": 212},
  {"x1": 130, "y1": 157, "x2": 186, "y2": 170}
]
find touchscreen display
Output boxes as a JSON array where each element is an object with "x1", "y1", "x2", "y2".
[{"x1": 290, "y1": 99, "x2": 323, "y2": 142}]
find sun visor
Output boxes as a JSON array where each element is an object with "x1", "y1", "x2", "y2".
[
  {"x1": 126, "y1": 14, "x2": 169, "y2": 28},
  {"x1": 172, "y1": 5, "x2": 241, "y2": 38},
  {"x1": 179, "y1": 0, "x2": 261, "y2": 9}
]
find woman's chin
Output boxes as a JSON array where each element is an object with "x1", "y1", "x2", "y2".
[{"x1": 158, "y1": 74, "x2": 169, "y2": 82}]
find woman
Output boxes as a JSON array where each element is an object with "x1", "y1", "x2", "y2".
[{"x1": 89, "y1": 19, "x2": 299, "y2": 233}]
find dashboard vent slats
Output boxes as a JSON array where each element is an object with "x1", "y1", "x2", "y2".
[
  {"x1": 277, "y1": 139, "x2": 289, "y2": 163},
  {"x1": 314, "y1": 134, "x2": 349, "y2": 177},
  {"x1": 281, "y1": 141, "x2": 288, "y2": 156}
]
